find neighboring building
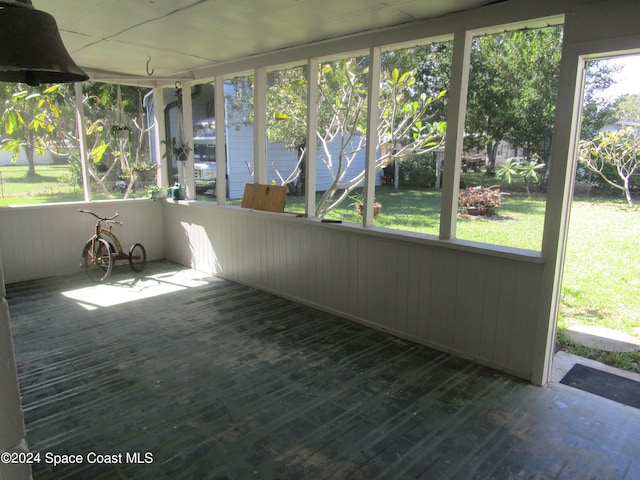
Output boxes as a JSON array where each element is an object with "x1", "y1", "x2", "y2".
[
  {"x1": 600, "y1": 120, "x2": 640, "y2": 133},
  {"x1": 0, "y1": 150, "x2": 54, "y2": 167},
  {"x1": 146, "y1": 82, "x2": 371, "y2": 199}
]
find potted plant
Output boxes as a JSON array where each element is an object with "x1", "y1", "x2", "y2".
[
  {"x1": 145, "y1": 185, "x2": 169, "y2": 200},
  {"x1": 162, "y1": 137, "x2": 191, "y2": 162},
  {"x1": 349, "y1": 192, "x2": 382, "y2": 217}
]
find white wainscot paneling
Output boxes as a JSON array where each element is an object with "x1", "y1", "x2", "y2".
[
  {"x1": 161, "y1": 202, "x2": 543, "y2": 381},
  {"x1": 0, "y1": 201, "x2": 165, "y2": 284}
]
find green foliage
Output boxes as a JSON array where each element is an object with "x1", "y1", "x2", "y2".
[
  {"x1": 397, "y1": 155, "x2": 437, "y2": 188},
  {"x1": 466, "y1": 26, "x2": 563, "y2": 171},
  {"x1": 580, "y1": 60, "x2": 621, "y2": 140},
  {"x1": 266, "y1": 66, "x2": 308, "y2": 150},
  {"x1": 496, "y1": 158, "x2": 545, "y2": 194},
  {"x1": 615, "y1": 94, "x2": 640, "y2": 123},
  {"x1": 59, "y1": 156, "x2": 83, "y2": 188},
  {"x1": 0, "y1": 84, "x2": 69, "y2": 175},
  {"x1": 578, "y1": 126, "x2": 640, "y2": 205},
  {"x1": 495, "y1": 159, "x2": 520, "y2": 184}
]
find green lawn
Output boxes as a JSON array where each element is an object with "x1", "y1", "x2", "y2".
[
  {"x1": 3, "y1": 164, "x2": 639, "y2": 371},
  {"x1": 0, "y1": 164, "x2": 147, "y2": 205},
  {"x1": 560, "y1": 198, "x2": 640, "y2": 332},
  {"x1": 0, "y1": 164, "x2": 83, "y2": 204}
]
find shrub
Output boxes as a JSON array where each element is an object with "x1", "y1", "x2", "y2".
[
  {"x1": 458, "y1": 185, "x2": 503, "y2": 216},
  {"x1": 398, "y1": 154, "x2": 437, "y2": 188}
]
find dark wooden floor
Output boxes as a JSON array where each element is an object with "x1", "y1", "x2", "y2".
[{"x1": 7, "y1": 261, "x2": 640, "y2": 479}]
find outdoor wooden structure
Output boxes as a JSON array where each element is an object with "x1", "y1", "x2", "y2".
[{"x1": 1, "y1": 1, "x2": 640, "y2": 478}]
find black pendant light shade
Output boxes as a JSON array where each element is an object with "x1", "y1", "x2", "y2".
[{"x1": 0, "y1": 2, "x2": 89, "y2": 86}]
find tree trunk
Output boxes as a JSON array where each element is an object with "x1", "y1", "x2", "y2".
[
  {"x1": 624, "y1": 178, "x2": 634, "y2": 206},
  {"x1": 485, "y1": 141, "x2": 499, "y2": 176},
  {"x1": 25, "y1": 145, "x2": 36, "y2": 177},
  {"x1": 394, "y1": 157, "x2": 399, "y2": 190}
]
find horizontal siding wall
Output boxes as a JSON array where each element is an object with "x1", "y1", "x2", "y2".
[
  {"x1": 0, "y1": 200, "x2": 165, "y2": 284},
  {"x1": 164, "y1": 202, "x2": 543, "y2": 380}
]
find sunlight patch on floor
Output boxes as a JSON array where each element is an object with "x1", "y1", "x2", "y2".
[{"x1": 61, "y1": 268, "x2": 214, "y2": 310}]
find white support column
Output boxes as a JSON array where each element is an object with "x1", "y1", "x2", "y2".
[
  {"x1": 305, "y1": 58, "x2": 319, "y2": 217},
  {"x1": 363, "y1": 47, "x2": 381, "y2": 227},
  {"x1": 439, "y1": 30, "x2": 472, "y2": 240},
  {"x1": 181, "y1": 81, "x2": 195, "y2": 200},
  {"x1": 74, "y1": 82, "x2": 91, "y2": 202},
  {"x1": 254, "y1": 67, "x2": 267, "y2": 185},
  {"x1": 532, "y1": 51, "x2": 586, "y2": 386},
  {"x1": 0, "y1": 256, "x2": 31, "y2": 480},
  {"x1": 215, "y1": 76, "x2": 227, "y2": 204},
  {"x1": 152, "y1": 87, "x2": 167, "y2": 188}
]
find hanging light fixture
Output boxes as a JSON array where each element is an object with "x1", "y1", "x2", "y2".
[{"x1": 0, "y1": 0, "x2": 88, "y2": 86}]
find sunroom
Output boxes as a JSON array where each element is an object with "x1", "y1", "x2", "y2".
[{"x1": 1, "y1": 0, "x2": 640, "y2": 478}]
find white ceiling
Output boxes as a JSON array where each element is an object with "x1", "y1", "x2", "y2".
[{"x1": 33, "y1": 0, "x2": 494, "y2": 84}]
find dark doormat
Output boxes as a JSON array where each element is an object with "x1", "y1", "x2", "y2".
[{"x1": 560, "y1": 363, "x2": 640, "y2": 409}]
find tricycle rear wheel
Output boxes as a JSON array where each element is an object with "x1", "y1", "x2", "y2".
[{"x1": 129, "y1": 243, "x2": 146, "y2": 272}]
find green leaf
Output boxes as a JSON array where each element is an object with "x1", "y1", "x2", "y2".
[
  {"x1": 0, "y1": 138, "x2": 21, "y2": 151},
  {"x1": 49, "y1": 102, "x2": 61, "y2": 118},
  {"x1": 274, "y1": 111, "x2": 292, "y2": 121},
  {"x1": 391, "y1": 68, "x2": 399, "y2": 84},
  {"x1": 86, "y1": 120, "x2": 104, "y2": 135},
  {"x1": 5, "y1": 111, "x2": 17, "y2": 134},
  {"x1": 43, "y1": 84, "x2": 61, "y2": 94},
  {"x1": 290, "y1": 79, "x2": 307, "y2": 89},
  {"x1": 90, "y1": 142, "x2": 109, "y2": 163}
]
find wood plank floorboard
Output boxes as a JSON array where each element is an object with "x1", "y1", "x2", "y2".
[{"x1": 6, "y1": 261, "x2": 640, "y2": 479}]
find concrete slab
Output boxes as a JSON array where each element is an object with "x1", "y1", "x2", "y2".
[
  {"x1": 565, "y1": 325, "x2": 640, "y2": 352},
  {"x1": 552, "y1": 350, "x2": 640, "y2": 384}
]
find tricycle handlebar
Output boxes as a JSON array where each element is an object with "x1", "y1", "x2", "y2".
[{"x1": 78, "y1": 209, "x2": 119, "y2": 221}]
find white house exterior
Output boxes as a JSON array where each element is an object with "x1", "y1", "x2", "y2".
[{"x1": 147, "y1": 81, "x2": 370, "y2": 199}]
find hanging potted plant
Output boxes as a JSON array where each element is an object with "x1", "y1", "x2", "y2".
[{"x1": 162, "y1": 137, "x2": 191, "y2": 162}]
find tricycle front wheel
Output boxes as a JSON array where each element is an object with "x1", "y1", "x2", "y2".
[{"x1": 85, "y1": 238, "x2": 114, "y2": 282}]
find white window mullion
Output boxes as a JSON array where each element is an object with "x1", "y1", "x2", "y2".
[
  {"x1": 363, "y1": 46, "x2": 381, "y2": 227},
  {"x1": 305, "y1": 58, "x2": 319, "y2": 217},
  {"x1": 152, "y1": 87, "x2": 167, "y2": 189},
  {"x1": 254, "y1": 67, "x2": 267, "y2": 184},
  {"x1": 214, "y1": 76, "x2": 227, "y2": 204},
  {"x1": 75, "y1": 82, "x2": 91, "y2": 202},
  {"x1": 440, "y1": 30, "x2": 472, "y2": 240},
  {"x1": 181, "y1": 81, "x2": 195, "y2": 199}
]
